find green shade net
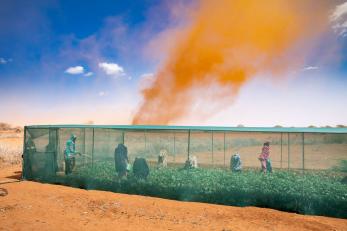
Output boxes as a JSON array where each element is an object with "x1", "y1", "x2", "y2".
[{"x1": 22, "y1": 125, "x2": 347, "y2": 218}]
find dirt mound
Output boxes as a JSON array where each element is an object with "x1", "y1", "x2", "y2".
[{"x1": 0, "y1": 165, "x2": 346, "y2": 231}]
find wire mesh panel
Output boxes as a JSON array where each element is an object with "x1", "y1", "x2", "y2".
[
  {"x1": 168, "y1": 130, "x2": 189, "y2": 165},
  {"x1": 224, "y1": 132, "x2": 283, "y2": 169},
  {"x1": 304, "y1": 133, "x2": 347, "y2": 170},
  {"x1": 93, "y1": 128, "x2": 123, "y2": 163},
  {"x1": 142, "y1": 130, "x2": 171, "y2": 165},
  {"x1": 211, "y1": 131, "x2": 227, "y2": 167},
  {"x1": 124, "y1": 130, "x2": 147, "y2": 163},
  {"x1": 287, "y1": 133, "x2": 304, "y2": 170},
  {"x1": 24, "y1": 128, "x2": 55, "y2": 179},
  {"x1": 190, "y1": 130, "x2": 213, "y2": 167},
  {"x1": 22, "y1": 125, "x2": 347, "y2": 218}
]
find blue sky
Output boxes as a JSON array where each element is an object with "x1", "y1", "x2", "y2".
[{"x1": 0, "y1": 0, "x2": 347, "y2": 126}]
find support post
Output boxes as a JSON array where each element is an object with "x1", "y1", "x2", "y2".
[
  {"x1": 280, "y1": 133, "x2": 283, "y2": 169},
  {"x1": 22, "y1": 126, "x2": 27, "y2": 179},
  {"x1": 223, "y1": 132, "x2": 226, "y2": 167},
  {"x1": 302, "y1": 132, "x2": 305, "y2": 171},
  {"x1": 211, "y1": 131, "x2": 214, "y2": 166},
  {"x1": 83, "y1": 128, "x2": 86, "y2": 166},
  {"x1": 187, "y1": 130, "x2": 191, "y2": 160},
  {"x1": 287, "y1": 133, "x2": 290, "y2": 170},
  {"x1": 144, "y1": 130, "x2": 147, "y2": 153},
  {"x1": 92, "y1": 128, "x2": 95, "y2": 169},
  {"x1": 122, "y1": 131, "x2": 125, "y2": 144},
  {"x1": 55, "y1": 128, "x2": 59, "y2": 172},
  {"x1": 173, "y1": 132, "x2": 176, "y2": 162}
]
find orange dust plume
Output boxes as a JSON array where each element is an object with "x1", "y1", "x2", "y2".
[{"x1": 133, "y1": 0, "x2": 331, "y2": 125}]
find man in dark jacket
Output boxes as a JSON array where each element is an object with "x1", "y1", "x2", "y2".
[{"x1": 114, "y1": 143, "x2": 129, "y2": 177}]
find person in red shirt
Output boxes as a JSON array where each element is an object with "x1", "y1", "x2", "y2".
[{"x1": 259, "y1": 142, "x2": 270, "y2": 173}]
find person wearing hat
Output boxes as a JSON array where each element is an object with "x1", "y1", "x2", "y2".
[{"x1": 64, "y1": 134, "x2": 80, "y2": 175}]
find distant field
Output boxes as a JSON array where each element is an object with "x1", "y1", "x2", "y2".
[
  {"x1": 36, "y1": 129, "x2": 346, "y2": 171},
  {"x1": 0, "y1": 131, "x2": 23, "y2": 166}
]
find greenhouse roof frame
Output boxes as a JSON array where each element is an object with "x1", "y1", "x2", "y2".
[{"x1": 25, "y1": 125, "x2": 347, "y2": 134}]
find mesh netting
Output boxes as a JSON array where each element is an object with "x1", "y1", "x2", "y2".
[{"x1": 22, "y1": 126, "x2": 347, "y2": 218}]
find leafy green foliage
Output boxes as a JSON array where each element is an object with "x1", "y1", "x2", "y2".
[
  {"x1": 335, "y1": 160, "x2": 347, "y2": 173},
  {"x1": 47, "y1": 162, "x2": 347, "y2": 218}
]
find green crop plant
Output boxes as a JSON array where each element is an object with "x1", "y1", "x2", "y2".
[{"x1": 43, "y1": 162, "x2": 347, "y2": 218}]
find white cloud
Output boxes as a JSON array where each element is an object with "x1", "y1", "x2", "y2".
[
  {"x1": 139, "y1": 73, "x2": 155, "y2": 89},
  {"x1": 84, "y1": 72, "x2": 93, "y2": 77},
  {"x1": 98, "y1": 91, "x2": 107, "y2": 96},
  {"x1": 331, "y1": 1, "x2": 347, "y2": 36},
  {"x1": 0, "y1": 58, "x2": 7, "y2": 64},
  {"x1": 0, "y1": 57, "x2": 12, "y2": 64},
  {"x1": 331, "y1": 1, "x2": 347, "y2": 21},
  {"x1": 65, "y1": 66, "x2": 85, "y2": 75},
  {"x1": 98, "y1": 62, "x2": 125, "y2": 77},
  {"x1": 140, "y1": 73, "x2": 154, "y2": 79},
  {"x1": 303, "y1": 66, "x2": 319, "y2": 71}
]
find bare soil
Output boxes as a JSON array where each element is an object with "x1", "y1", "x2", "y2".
[{"x1": 1, "y1": 165, "x2": 347, "y2": 231}]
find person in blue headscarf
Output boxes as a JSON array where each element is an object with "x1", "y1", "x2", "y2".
[
  {"x1": 64, "y1": 134, "x2": 80, "y2": 175},
  {"x1": 231, "y1": 153, "x2": 242, "y2": 172}
]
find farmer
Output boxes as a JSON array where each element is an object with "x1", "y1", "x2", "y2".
[
  {"x1": 114, "y1": 143, "x2": 129, "y2": 178},
  {"x1": 184, "y1": 155, "x2": 198, "y2": 169},
  {"x1": 158, "y1": 149, "x2": 168, "y2": 168},
  {"x1": 133, "y1": 157, "x2": 150, "y2": 179},
  {"x1": 258, "y1": 142, "x2": 272, "y2": 173},
  {"x1": 64, "y1": 134, "x2": 80, "y2": 175},
  {"x1": 230, "y1": 153, "x2": 242, "y2": 172}
]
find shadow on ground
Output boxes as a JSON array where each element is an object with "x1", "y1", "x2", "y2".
[{"x1": 0, "y1": 188, "x2": 8, "y2": 196}]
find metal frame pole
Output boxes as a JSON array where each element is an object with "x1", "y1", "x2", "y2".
[
  {"x1": 83, "y1": 128, "x2": 86, "y2": 166},
  {"x1": 280, "y1": 133, "x2": 283, "y2": 169},
  {"x1": 287, "y1": 133, "x2": 290, "y2": 170},
  {"x1": 122, "y1": 131, "x2": 125, "y2": 144},
  {"x1": 55, "y1": 128, "x2": 59, "y2": 172},
  {"x1": 187, "y1": 130, "x2": 191, "y2": 160},
  {"x1": 92, "y1": 128, "x2": 95, "y2": 168},
  {"x1": 211, "y1": 131, "x2": 214, "y2": 166},
  {"x1": 22, "y1": 126, "x2": 27, "y2": 179},
  {"x1": 302, "y1": 132, "x2": 305, "y2": 171},
  {"x1": 144, "y1": 129, "x2": 147, "y2": 153},
  {"x1": 223, "y1": 132, "x2": 226, "y2": 167},
  {"x1": 173, "y1": 132, "x2": 176, "y2": 162}
]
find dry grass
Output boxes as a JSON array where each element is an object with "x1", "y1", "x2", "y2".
[{"x1": 0, "y1": 131, "x2": 23, "y2": 166}]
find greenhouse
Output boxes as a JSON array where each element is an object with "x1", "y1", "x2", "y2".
[{"x1": 22, "y1": 125, "x2": 347, "y2": 218}]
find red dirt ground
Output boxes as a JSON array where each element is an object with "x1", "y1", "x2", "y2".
[{"x1": 0, "y1": 165, "x2": 347, "y2": 231}]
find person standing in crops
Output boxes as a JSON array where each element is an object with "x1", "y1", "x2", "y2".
[
  {"x1": 64, "y1": 134, "x2": 80, "y2": 175},
  {"x1": 258, "y1": 142, "x2": 272, "y2": 173},
  {"x1": 114, "y1": 143, "x2": 129, "y2": 178}
]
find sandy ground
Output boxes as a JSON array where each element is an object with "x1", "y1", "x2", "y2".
[
  {"x1": 1, "y1": 130, "x2": 347, "y2": 230},
  {"x1": 1, "y1": 165, "x2": 347, "y2": 231}
]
